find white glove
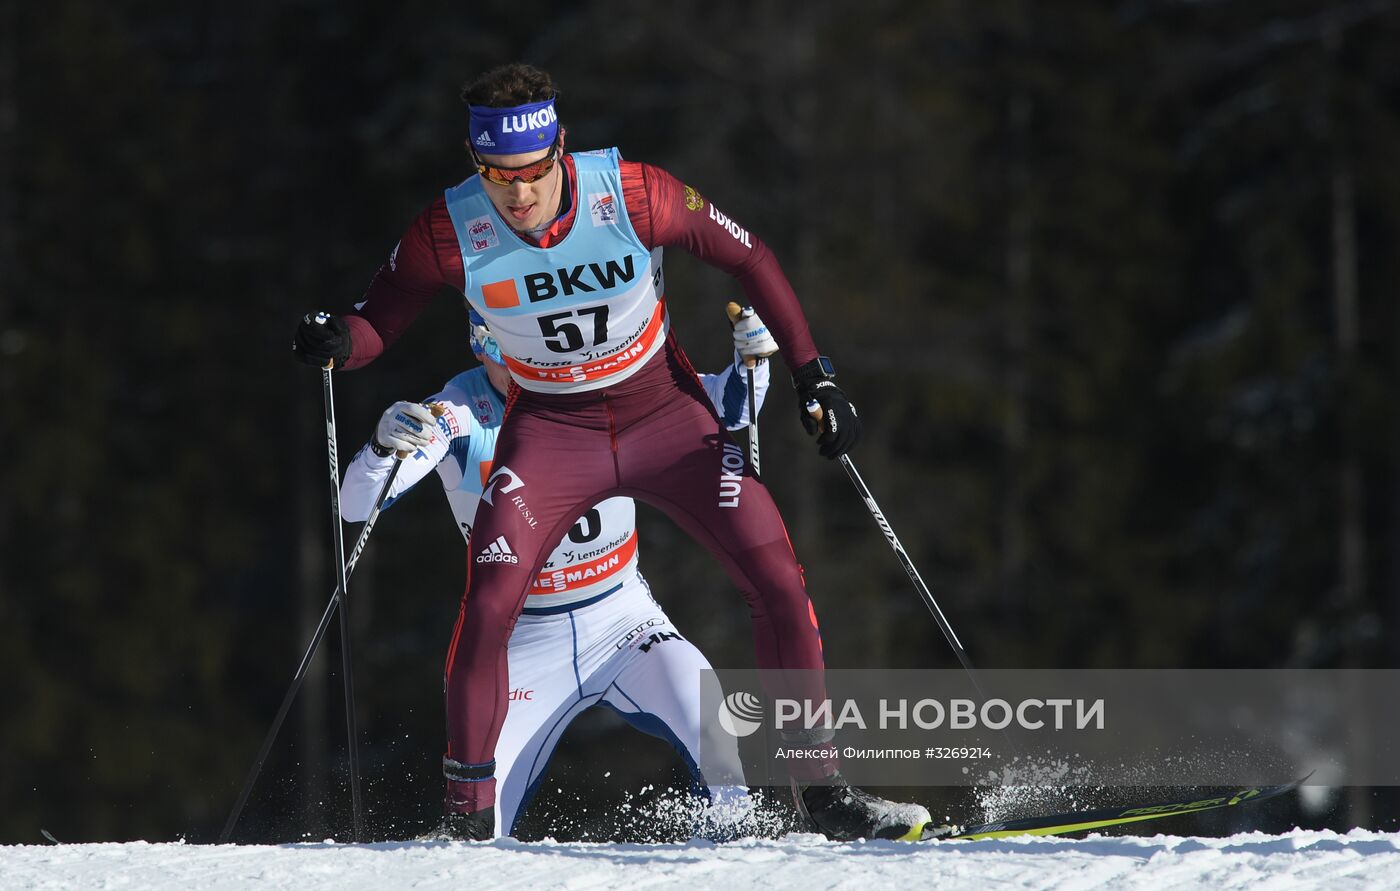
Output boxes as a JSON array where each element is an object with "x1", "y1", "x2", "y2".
[
  {"x1": 374, "y1": 401, "x2": 438, "y2": 454},
  {"x1": 731, "y1": 306, "x2": 779, "y2": 360}
]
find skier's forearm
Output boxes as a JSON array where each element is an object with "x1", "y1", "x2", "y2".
[
  {"x1": 343, "y1": 267, "x2": 439, "y2": 370},
  {"x1": 340, "y1": 447, "x2": 403, "y2": 521},
  {"x1": 733, "y1": 253, "x2": 818, "y2": 372},
  {"x1": 341, "y1": 315, "x2": 385, "y2": 370},
  {"x1": 698, "y1": 355, "x2": 771, "y2": 430},
  {"x1": 340, "y1": 433, "x2": 442, "y2": 520}
]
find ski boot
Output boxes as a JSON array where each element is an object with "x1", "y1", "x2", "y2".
[
  {"x1": 418, "y1": 808, "x2": 494, "y2": 841},
  {"x1": 429, "y1": 758, "x2": 496, "y2": 840},
  {"x1": 793, "y1": 772, "x2": 941, "y2": 841}
]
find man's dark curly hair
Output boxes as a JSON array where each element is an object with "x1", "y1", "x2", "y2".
[{"x1": 462, "y1": 63, "x2": 557, "y2": 107}]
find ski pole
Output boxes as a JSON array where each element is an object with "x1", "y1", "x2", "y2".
[
  {"x1": 726, "y1": 302, "x2": 764, "y2": 477},
  {"x1": 320, "y1": 359, "x2": 365, "y2": 842},
  {"x1": 807, "y1": 403, "x2": 1026, "y2": 761},
  {"x1": 746, "y1": 365, "x2": 760, "y2": 475},
  {"x1": 221, "y1": 398, "x2": 442, "y2": 842},
  {"x1": 805, "y1": 402, "x2": 978, "y2": 674},
  {"x1": 219, "y1": 453, "x2": 404, "y2": 842}
]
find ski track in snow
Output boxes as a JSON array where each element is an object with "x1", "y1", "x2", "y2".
[{"x1": 4, "y1": 830, "x2": 1398, "y2": 890}]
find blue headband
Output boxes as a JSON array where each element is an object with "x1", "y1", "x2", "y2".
[{"x1": 469, "y1": 97, "x2": 558, "y2": 155}]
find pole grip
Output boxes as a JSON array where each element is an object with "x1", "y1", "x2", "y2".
[
  {"x1": 394, "y1": 401, "x2": 447, "y2": 459},
  {"x1": 726, "y1": 301, "x2": 758, "y2": 369}
]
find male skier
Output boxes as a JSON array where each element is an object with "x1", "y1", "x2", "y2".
[
  {"x1": 294, "y1": 63, "x2": 932, "y2": 841},
  {"x1": 340, "y1": 310, "x2": 769, "y2": 838}
]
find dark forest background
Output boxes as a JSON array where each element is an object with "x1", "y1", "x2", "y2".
[{"x1": 3, "y1": 0, "x2": 1399, "y2": 845}]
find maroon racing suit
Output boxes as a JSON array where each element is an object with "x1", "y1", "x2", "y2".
[{"x1": 345, "y1": 156, "x2": 837, "y2": 811}]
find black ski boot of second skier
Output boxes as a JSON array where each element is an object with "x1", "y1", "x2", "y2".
[
  {"x1": 419, "y1": 808, "x2": 495, "y2": 842},
  {"x1": 793, "y1": 773, "x2": 937, "y2": 841}
]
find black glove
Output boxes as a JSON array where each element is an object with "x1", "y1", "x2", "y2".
[
  {"x1": 793, "y1": 358, "x2": 861, "y2": 459},
  {"x1": 292, "y1": 312, "x2": 352, "y2": 367}
]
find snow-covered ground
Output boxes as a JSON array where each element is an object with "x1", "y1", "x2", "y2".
[{"x1": 5, "y1": 830, "x2": 1399, "y2": 890}]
